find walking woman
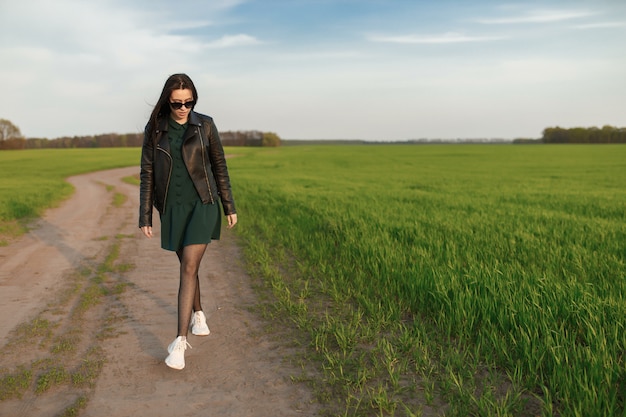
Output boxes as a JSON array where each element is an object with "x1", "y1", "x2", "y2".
[{"x1": 139, "y1": 73, "x2": 237, "y2": 370}]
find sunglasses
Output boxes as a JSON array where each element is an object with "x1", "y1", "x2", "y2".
[{"x1": 169, "y1": 101, "x2": 195, "y2": 110}]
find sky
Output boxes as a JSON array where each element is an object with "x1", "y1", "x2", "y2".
[{"x1": 1, "y1": 0, "x2": 625, "y2": 141}]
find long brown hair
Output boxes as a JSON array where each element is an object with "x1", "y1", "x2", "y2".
[{"x1": 146, "y1": 73, "x2": 198, "y2": 139}]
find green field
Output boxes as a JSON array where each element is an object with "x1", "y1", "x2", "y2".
[
  {"x1": 1, "y1": 145, "x2": 624, "y2": 416},
  {"x1": 226, "y1": 145, "x2": 626, "y2": 416}
]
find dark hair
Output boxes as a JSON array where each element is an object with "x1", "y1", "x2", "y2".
[{"x1": 146, "y1": 73, "x2": 198, "y2": 139}]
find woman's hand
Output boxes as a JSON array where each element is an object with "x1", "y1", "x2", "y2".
[
  {"x1": 227, "y1": 213, "x2": 238, "y2": 229},
  {"x1": 141, "y1": 226, "x2": 153, "y2": 238}
]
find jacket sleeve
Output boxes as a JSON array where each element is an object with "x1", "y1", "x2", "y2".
[
  {"x1": 139, "y1": 124, "x2": 154, "y2": 227},
  {"x1": 205, "y1": 119, "x2": 237, "y2": 216}
]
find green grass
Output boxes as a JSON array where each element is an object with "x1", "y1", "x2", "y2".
[
  {"x1": 0, "y1": 235, "x2": 130, "y2": 408},
  {"x1": 122, "y1": 174, "x2": 140, "y2": 186},
  {"x1": 58, "y1": 395, "x2": 88, "y2": 417},
  {"x1": 0, "y1": 366, "x2": 32, "y2": 400},
  {"x1": 0, "y1": 148, "x2": 140, "y2": 238},
  {"x1": 35, "y1": 366, "x2": 70, "y2": 394},
  {"x1": 1, "y1": 145, "x2": 624, "y2": 415},
  {"x1": 228, "y1": 144, "x2": 626, "y2": 416}
]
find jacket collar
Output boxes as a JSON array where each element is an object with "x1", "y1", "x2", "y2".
[{"x1": 187, "y1": 111, "x2": 202, "y2": 126}]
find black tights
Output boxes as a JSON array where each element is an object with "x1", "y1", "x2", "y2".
[{"x1": 175, "y1": 243, "x2": 207, "y2": 337}]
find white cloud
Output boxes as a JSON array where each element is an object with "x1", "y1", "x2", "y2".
[
  {"x1": 0, "y1": 0, "x2": 214, "y2": 136},
  {"x1": 572, "y1": 21, "x2": 626, "y2": 29},
  {"x1": 204, "y1": 34, "x2": 262, "y2": 48},
  {"x1": 160, "y1": 20, "x2": 215, "y2": 31},
  {"x1": 476, "y1": 9, "x2": 595, "y2": 24},
  {"x1": 367, "y1": 32, "x2": 505, "y2": 44}
]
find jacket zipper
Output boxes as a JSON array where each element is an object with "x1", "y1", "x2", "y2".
[
  {"x1": 156, "y1": 143, "x2": 173, "y2": 209},
  {"x1": 197, "y1": 125, "x2": 215, "y2": 204}
]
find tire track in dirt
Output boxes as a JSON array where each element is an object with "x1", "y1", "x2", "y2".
[{"x1": 0, "y1": 166, "x2": 317, "y2": 417}]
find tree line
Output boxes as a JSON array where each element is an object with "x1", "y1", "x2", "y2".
[
  {"x1": 514, "y1": 125, "x2": 626, "y2": 144},
  {"x1": 0, "y1": 119, "x2": 281, "y2": 150},
  {"x1": 3, "y1": 118, "x2": 625, "y2": 148}
]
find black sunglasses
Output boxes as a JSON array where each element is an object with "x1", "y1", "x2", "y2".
[{"x1": 169, "y1": 101, "x2": 195, "y2": 110}]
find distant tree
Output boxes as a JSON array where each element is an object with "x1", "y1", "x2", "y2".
[
  {"x1": 512, "y1": 138, "x2": 542, "y2": 144},
  {"x1": 0, "y1": 119, "x2": 23, "y2": 141},
  {"x1": 24, "y1": 138, "x2": 50, "y2": 149},
  {"x1": 1, "y1": 125, "x2": 281, "y2": 149},
  {"x1": 542, "y1": 125, "x2": 626, "y2": 144},
  {"x1": 0, "y1": 119, "x2": 26, "y2": 149},
  {"x1": 262, "y1": 132, "x2": 281, "y2": 147},
  {"x1": 220, "y1": 130, "x2": 267, "y2": 146},
  {"x1": 542, "y1": 127, "x2": 568, "y2": 143}
]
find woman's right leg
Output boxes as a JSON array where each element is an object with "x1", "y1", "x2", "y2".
[
  {"x1": 176, "y1": 250, "x2": 204, "y2": 314},
  {"x1": 166, "y1": 243, "x2": 208, "y2": 370},
  {"x1": 175, "y1": 243, "x2": 207, "y2": 336}
]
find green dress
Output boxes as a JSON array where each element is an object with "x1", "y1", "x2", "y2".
[{"x1": 160, "y1": 117, "x2": 221, "y2": 251}]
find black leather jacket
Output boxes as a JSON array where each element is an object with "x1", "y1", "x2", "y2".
[{"x1": 139, "y1": 111, "x2": 236, "y2": 228}]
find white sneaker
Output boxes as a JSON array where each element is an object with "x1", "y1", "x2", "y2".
[
  {"x1": 165, "y1": 336, "x2": 191, "y2": 370},
  {"x1": 190, "y1": 311, "x2": 210, "y2": 336}
]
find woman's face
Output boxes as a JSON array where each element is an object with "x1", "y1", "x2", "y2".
[{"x1": 169, "y1": 88, "x2": 194, "y2": 123}]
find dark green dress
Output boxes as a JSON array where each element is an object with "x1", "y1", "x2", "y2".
[{"x1": 160, "y1": 117, "x2": 221, "y2": 251}]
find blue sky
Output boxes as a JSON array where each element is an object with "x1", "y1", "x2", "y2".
[{"x1": 1, "y1": 0, "x2": 625, "y2": 140}]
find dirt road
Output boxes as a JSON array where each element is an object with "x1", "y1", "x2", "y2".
[{"x1": 0, "y1": 166, "x2": 316, "y2": 416}]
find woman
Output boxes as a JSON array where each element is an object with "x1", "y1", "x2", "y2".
[{"x1": 139, "y1": 73, "x2": 237, "y2": 370}]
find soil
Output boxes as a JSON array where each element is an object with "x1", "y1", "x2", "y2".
[{"x1": 0, "y1": 166, "x2": 318, "y2": 417}]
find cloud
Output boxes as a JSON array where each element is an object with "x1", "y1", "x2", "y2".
[
  {"x1": 275, "y1": 50, "x2": 362, "y2": 62},
  {"x1": 204, "y1": 34, "x2": 262, "y2": 48},
  {"x1": 162, "y1": 20, "x2": 215, "y2": 31},
  {"x1": 367, "y1": 32, "x2": 505, "y2": 44},
  {"x1": 476, "y1": 9, "x2": 595, "y2": 24},
  {"x1": 1, "y1": 0, "x2": 625, "y2": 140},
  {"x1": 572, "y1": 21, "x2": 626, "y2": 29}
]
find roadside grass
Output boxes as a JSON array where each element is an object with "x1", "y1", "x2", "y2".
[
  {"x1": 0, "y1": 184, "x2": 135, "y2": 412},
  {"x1": 0, "y1": 234, "x2": 131, "y2": 399},
  {"x1": 0, "y1": 367, "x2": 32, "y2": 400},
  {"x1": 112, "y1": 193, "x2": 127, "y2": 207},
  {"x1": 0, "y1": 220, "x2": 23, "y2": 246},
  {"x1": 58, "y1": 395, "x2": 88, "y2": 417},
  {"x1": 122, "y1": 174, "x2": 140, "y2": 186},
  {"x1": 229, "y1": 144, "x2": 626, "y2": 416}
]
